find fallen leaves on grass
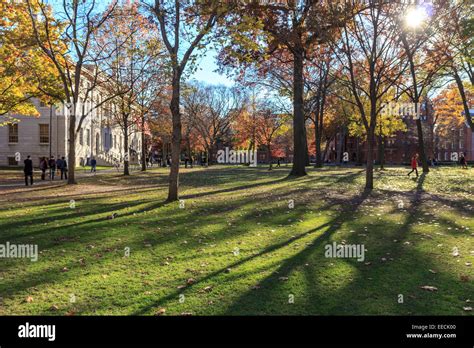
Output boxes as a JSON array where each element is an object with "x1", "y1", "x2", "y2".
[
  {"x1": 155, "y1": 308, "x2": 166, "y2": 316},
  {"x1": 452, "y1": 247, "x2": 460, "y2": 257},
  {"x1": 420, "y1": 286, "x2": 438, "y2": 291}
]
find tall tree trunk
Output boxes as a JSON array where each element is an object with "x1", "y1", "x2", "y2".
[
  {"x1": 67, "y1": 111, "x2": 76, "y2": 184},
  {"x1": 415, "y1": 101, "x2": 429, "y2": 173},
  {"x1": 267, "y1": 143, "x2": 272, "y2": 170},
  {"x1": 315, "y1": 124, "x2": 323, "y2": 168},
  {"x1": 123, "y1": 117, "x2": 130, "y2": 176},
  {"x1": 168, "y1": 69, "x2": 182, "y2": 201},
  {"x1": 186, "y1": 135, "x2": 192, "y2": 168},
  {"x1": 378, "y1": 135, "x2": 386, "y2": 170},
  {"x1": 336, "y1": 128, "x2": 344, "y2": 164},
  {"x1": 366, "y1": 132, "x2": 375, "y2": 190},
  {"x1": 303, "y1": 127, "x2": 309, "y2": 166},
  {"x1": 453, "y1": 70, "x2": 474, "y2": 132},
  {"x1": 141, "y1": 116, "x2": 146, "y2": 172},
  {"x1": 290, "y1": 49, "x2": 307, "y2": 176}
]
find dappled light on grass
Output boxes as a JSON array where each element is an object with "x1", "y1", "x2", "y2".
[{"x1": 0, "y1": 166, "x2": 472, "y2": 315}]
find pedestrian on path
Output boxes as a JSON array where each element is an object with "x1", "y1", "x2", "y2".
[
  {"x1": 407, "y1": 153, "x2": 419, "y2": 178},
  {"x1": 91, "y1": 157, "x2": 97, "y2": 173},
  {"x1": 40, "y1": 157, "x2": 47, "y2": 180},
  {"x1": 59, "y1": 156, "x2": 68, "y2": 180},
  {"x1": 48, "y1": 156, "x2": 56, "y2": 180},
  {"x1": 24, "y1": 155, "x2": 33, "y2": 186}
]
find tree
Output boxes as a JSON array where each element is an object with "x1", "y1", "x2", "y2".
[
  {"x1": 305, "y1": 49, "x2": 337, "y2": 167},
  {"x1": 185, "y1": 83, "x2": 247, "y2": 164},
  {"x1": 433, "y1": 82, "x2": 473, "y2": 139},
  {"x1": 218, "y1": 1, "x2": 355, "y2": 176},
  {"x1": 348, "y1": 92, "x2": 407, "y2": 170},
  {"x1": 146, "y1": 0, "x2": 233, "y2": 201},
  {"x1": 94, "y1": 2, "x2": 165, "y2": 175},
  {"x1": 335, "y1": 1, "x2": 408, "y2": 189},
  {"x1": 26, "y1": 0, "x2": 118, "y2": 184},
  {"x1": 253, "y1": 103, "x2": 291, "y2": 170},
  {"x1": 394, "y1": 1, "x2": 451, "y2": 173},
  {"x1": 0, "y1": 0, "x2": 62, "y2": 123},
  {"x1": 438, "y1": 0, "x2": 474, "y2": 131}
]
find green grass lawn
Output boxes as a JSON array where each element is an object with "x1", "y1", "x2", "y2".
[{"x1": 0, "y1": 165, "x2": 473, "y2": 315}]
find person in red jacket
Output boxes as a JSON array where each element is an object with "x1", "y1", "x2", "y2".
[{"x1": 407, "y1": 153, "x2": 419, "y2": 178}]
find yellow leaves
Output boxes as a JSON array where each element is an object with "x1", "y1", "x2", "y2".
[{"x1": 0, "y1": 0, "x2": 63, "y2": 120}]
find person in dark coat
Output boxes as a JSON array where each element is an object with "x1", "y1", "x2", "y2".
[
  {"x1": 24, "y1": 155, "x2": 33, "y2": 186},
  {"x1": 48, "y1": 156, "x2": 56, "y2": 180},
  {"x1": 39, "y1": 157, "x2": 47, "y2": 180},
  {"x1": 460, "y1": 153, "x2": 468, "y2": 169},
  {"x1": 59, "y1": 156, "x2": 68, "y2": 180},
  {"x1": 91, "y1": 157, "x2": 97, "y2": 173}
]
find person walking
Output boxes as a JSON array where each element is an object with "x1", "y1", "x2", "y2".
[
  {"x1": 48, "y1": 156, "x2": 56, "y2": 180},
  {"x1": 56, "y1": 156, "x2": 63, "y2": 178},
  {"x1": 460, "y1": 153, "x2": 468, "y2": 169},
  {"x1": 24, "y1": 155, "x2": 33, "y2": 186},
  {"x1": 39, "y1": 157, "x2": 47, "y2": 180},
  {"x1": 407, "y1": 153, "x2": 419, "y2": 178},
  {"x1": 60, "y1": 156, "x2": 68, "y2": 180},
  {"x1": 91, "y1": 157, "x2": 97, "y2": 173},
  {"x1": 184, "y1": 155, "x2": 189, "y2": 168}
]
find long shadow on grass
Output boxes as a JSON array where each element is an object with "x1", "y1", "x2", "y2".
[
  {"x1": 0, "y1": 168, "x2": 367, "y2": 313},
  {"x1": 220, "y1": 173, "x2": 472, "y2": 315},
  {"x1": 130, "y1": 188, "x2": 371, "y2": 315}
]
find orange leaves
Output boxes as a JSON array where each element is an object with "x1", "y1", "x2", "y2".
[{"x1": 433, "y1": 82, "x2": 473, "y2": 136}]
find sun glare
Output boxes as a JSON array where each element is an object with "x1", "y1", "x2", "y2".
[{"x1": 405, "y1": 6, "x2": 428, "y2": 29}]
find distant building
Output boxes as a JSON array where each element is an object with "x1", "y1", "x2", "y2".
[
  {"x1": 325, "y1": 103, "x2": 474, "y2": 164},
  {"x1": 0, "y1": 94, "x2": 142, "y2": 168}
]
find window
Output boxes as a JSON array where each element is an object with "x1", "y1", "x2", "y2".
[
  {"x1": 39, "y1": 124, "x2": 49, "y2": 144},
  {"x1": 110, "y1": 134, "x2": 113, "y2": 149},
  {"x1": 8, "y1": 157, "x2": 18, "y2": 166},
  {"x1": 8, "y1": 124, "x2": 18, "y2": 143},
  {"x1": 114, "y1": 135, "x2": 117, "y2": 149},
  {"x1": 86, "y1": 129, "x2": 91, "y2": 146}
]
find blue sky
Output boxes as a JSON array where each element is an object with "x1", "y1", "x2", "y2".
[
  {"x1": 190, "y1": 50, "x2": 235, "y2": 86},
  {"x1": 47, "y1": 0, "x2": 234, "y2": 87}
]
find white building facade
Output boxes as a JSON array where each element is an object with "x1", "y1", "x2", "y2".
[{"x1": 0, "y1": 92, "x2": 142, "y2": 168}]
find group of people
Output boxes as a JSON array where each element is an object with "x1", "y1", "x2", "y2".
[{"x1": 23, "y1": 155, "x2": 68, "y2": 186}]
